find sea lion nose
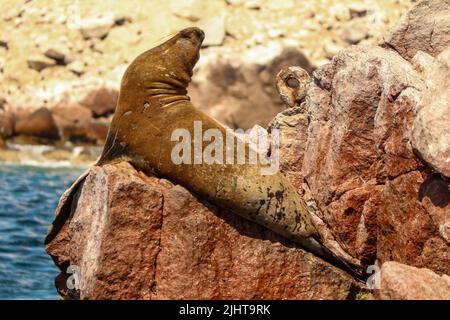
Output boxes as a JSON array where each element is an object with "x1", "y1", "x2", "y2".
[
  {"x1": 196, "y1": 28, "x2": 205, "y2": 41},
  {"x1": 180, "y1": 27, "x2": 205, "y2": 43}
]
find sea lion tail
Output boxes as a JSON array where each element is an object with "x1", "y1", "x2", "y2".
[{"x1": 301, "y1": 236, "x2": 367, "y2": 281}]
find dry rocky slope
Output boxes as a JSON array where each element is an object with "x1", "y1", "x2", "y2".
[
  {"x1": 45, "y1": 0, "x2": 449, "y2": 299},
  {"x1": 0, "y1": 0, "x2": 413, "y2": 162}
]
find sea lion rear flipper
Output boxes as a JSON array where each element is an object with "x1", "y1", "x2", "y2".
[
  {"x1": 45, "y1": 169, "x2": 89, "y2": 245},
  {"x1": 301, "y1": 236, "x2": 366, "y2": 281}
]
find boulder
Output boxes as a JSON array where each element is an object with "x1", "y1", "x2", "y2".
[
  {"x1": 52, "y1": 102, "x2": 109, "y2": 144},
  {"x1": 199, "y1": 12, "x2": 226, "y2": 47},
  {"x1": 80, "y1": 87, "x2": 118, "y2": 118},
  {"x1": 78, "y1": 13, "x2": 132, "y2": 40},
  {"x1": 301, "y1": 45, "x2": 424, "y2": 264},
  {"x1": 340, "y1": 17, "x2": 369, "y2": 44},
  {"x1": 27, "y1": 55, "x2": 56, "y2": 72},
  {"x1": 78, "y1": 14, "x2": 115, "y2": 40},
  {"x1": 61, "y1": 119, "x2": 109, "y2": 144},
  {"x1": 52, "y1": 102, "x2": 93, "y2": 129},
  {"x1": 45, "y1": 162, "x2": 364, "y2": 300},
  {"x1": 411, "y1": 47, "x2": 450, "y2": 178},
  {"x1": 44, "y1": 48, "x2": 73, "y2": 65},
  {"x1": 376, "y1": 261, "x2": 450, "y2": 299},
  {"x1": 67, "y1": 60, "x2": 86, "y2": 76},
  {"x1": 270, "y1": 44, "x2": 449, "y2": 274},
  {"x1": 267, "y1": 40, "x2": 449, "y2": 303},
  {"x1": 14, "y1": 107, "x2": 59, "y2": 139},
  {"x1": 382, "y1": 0, "x2": 450, "y2": 61}
]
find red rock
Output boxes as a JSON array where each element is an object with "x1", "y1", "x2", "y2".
[
  {"x1": 61, "y1": 119, "x2": 109, "y2": 144},
  {"x1": 412, "y1": 47, "x2": 450, "y2": 178},
  {"x1": 52, "y1": 102, "x2": 93, "y2": 128},
  {"x1": 300, "y1": 45, "x2": 425, "y2": 264},
  {"x1": 80, "y1": 87, "x2": 118, "y2": 118},
  {"x1": 52, "y1": 102, "x2": 109, "y2": 143},
  {"x1": 14, "y1": 107, "x2": 59, "y2": 139},
  {"x1": 376, "y1": 261, "x2": 450, "y2": 300},
  {"x1": 376, "y1": 171, "x2": 448, "y2": 273},
  {"x1": 267, "y1": 107, "x2": 308, "y2": 191},
  {"x1": 382, "y1": 0, "x2": 450, "y2": 61},
  {"x1": 45, "y1": 162, "x2": 363, "y2": 300},
  {"x1": 270, "y1": 43, "x2": 449, "y2": 273}
]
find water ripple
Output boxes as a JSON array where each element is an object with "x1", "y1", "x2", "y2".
[{"x1": 0, "y1": 164, "x2": 83, "y2": 299}]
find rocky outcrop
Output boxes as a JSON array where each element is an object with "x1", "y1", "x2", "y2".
[
  {"x1": 376, "y1": 261, "x2": 450, "y2": 299},
  {"x1": 79, "y1": 87, "x2": 118, "y2": 118},
  {"x1": 45, "y1": 0, "x2": 449, "y2": 299},
  {"x1": 46, "y1": 162, "x2": 365, "y2": 300},
  {"x1": 382, "y1": 0, "x2": 450, "y2": 61},
  {"x1": 0, "y1": 101, "x2": 110, "y2": 147},
  {"x1": 411, "y1": 47, "x2": 450, "y2": 178},
  {"x1": 270, "y1": 42, "x2": 450, "y2": 276},
  {"x1": 52, "y1": 102, "x2": 92, "y2": 129},
  {"x1": 14, "y1": 107, "x2": 59, "y2": 140}
]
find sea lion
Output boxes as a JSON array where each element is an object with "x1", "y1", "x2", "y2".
[
  {"x1": 46, "y1": 27, "x2": 363, "y2": 279},
  {"x1": 276, "y1": 66, "x2": 311, "y2": 108}
]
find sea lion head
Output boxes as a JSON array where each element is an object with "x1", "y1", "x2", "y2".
[
  {"x1": 99, "y1": 27, "x2": 205, "y2": 164},
  {"x1": 118, "y1": 27, "x2": 205, "y2": 107}
]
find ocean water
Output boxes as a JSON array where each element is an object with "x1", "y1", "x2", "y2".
[{"x1": 0, "y1": 164, "x2": 84, "y2": 299}]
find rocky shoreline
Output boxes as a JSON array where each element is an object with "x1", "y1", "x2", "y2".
[
  {"x1": 45, "y1": 0, "x2": 450, "y2": 299},
  {"x1": 0, "y1": 86, "x2": 112, "y2": 166},
  {"x1": 0, "y1": 142, "x2": 100, "y2": 167}
]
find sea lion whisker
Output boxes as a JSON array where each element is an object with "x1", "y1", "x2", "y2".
[
  {"x1": 150, "y1": 31, "x2": 179, "y2": 47},
  {"x1": 156, "y1": 31, "x2": 178, "y2": 42}
]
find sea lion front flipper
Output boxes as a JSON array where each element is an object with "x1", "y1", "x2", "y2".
[{"x1": 45, "y1": 169, "x2": 89, "y2": 245}]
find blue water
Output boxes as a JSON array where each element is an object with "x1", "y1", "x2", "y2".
[{"x1": 0, "y1": 164, "x2": 84, "y2": 299}]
